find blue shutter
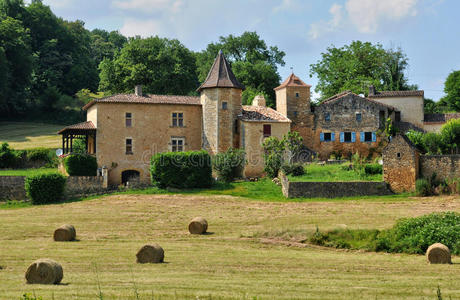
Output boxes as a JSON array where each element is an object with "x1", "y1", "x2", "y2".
[
  {"x1": 360, "y1": 132, "x2": 364, "y2": 142},
  {"x1": 372, "y1": 132, "x2": 377, "y2": 142},
  {"x1": 351, "y1": 132, "x2": 356, "y2": 142},
  {"x1": 340, "y1": 132, "x2": 344, "y2": 143},
  {"x1": 320, "y1": 132, "x2": 324, "y2": 142},
  {"x1": 331, "y1": 132, "x2": 335, "y2": 142}
]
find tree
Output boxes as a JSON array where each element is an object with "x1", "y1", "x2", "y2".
[
  {"x1": 99, "y1": 36, "x2": 198, "y2": 95},
  {"x1": 90, "y1": 29, "x2": 127, "y2": 67},
  {"x1": 439, "y1": 70, "x2": 460, "y2": 111},
  {"x1": 310, "y1": 41, "x2": 416, "y2": 101},
  {"x1": 195, "y1": 32, "x2": 285, "y2": 107},
  {"x1": 440, "y1": 118, "x2": 460, "y2": 154},
  {"x1": 283, "y1": 131, "x2": 303, "y2": 163}
]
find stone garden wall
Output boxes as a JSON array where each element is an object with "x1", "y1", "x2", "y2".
[
  {"x1": 0, "y1": 176, "x2": 26, "y2": 200},
  {"x1": 420, "y1": 155, "x2": 460, "y2": 181}
]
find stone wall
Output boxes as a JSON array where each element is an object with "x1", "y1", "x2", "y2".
[
  {"x1": 280, "y1": 172, "x2": 392, "y2": 198},
  {"x1": 65, "y1": 176, "x2": 106, "y2": 197},
  {"x1": 420, "y1": 155, "x2": 460, "y2": 181},
  {"x1": 0, "y1": 176, "x2": 26, "y2": 200}
]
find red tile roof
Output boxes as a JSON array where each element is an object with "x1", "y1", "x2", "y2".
[
  {"x1": 321, "y1": 91, "x2": 396, "y2": 110},
  {"x1": 274, "y1": 73, "x2": 311, "y2": 91},
  {"x1": 369, "y1": 90, "x2": 424, "y2": 98},
  {"x1": 240, "y1": 105, "x2": 291, "y2": 123},
  {"x1": 197, "y1": 50, "x2": 245, "y2": 92},
  {"x1": 58, "y1": 121, "x2": 96, "y2": 134},
  {"x1": 83, "y1": 94, "x2": 201, "y2": 110}
]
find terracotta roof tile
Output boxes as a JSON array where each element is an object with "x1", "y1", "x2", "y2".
[
  {"x1": 240, "y1": 105, "x2": 291, "y2": 123},
  {"x1": 274, "y1": 73, "x2": 311, "y2": 91},
  {"x1": 321, "y1": 91, "x2": 396, "y2": 110},
  {"x1": 197, "y1": 50, "x2": 245, "y2": 92},
  {"x1": 58, "y1": 121, "x2": 96, "y2": 134},
  {"x1": 369, "y1": 90, "x2": 424, "y2": 98},
  {"x1": 83, "y1": 94, "x2": 201, "y2": 110}
]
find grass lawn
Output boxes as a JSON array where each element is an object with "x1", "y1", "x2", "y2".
[
  {"x1": 289, "y1": 163, "x2": 382, "y2": 182},
  {"x1": 0, "y1": 168, "x2": 58, "y2": 177},
  {"x1": 0, "y1": 193, "x2": 459, "y2": 299},
  {"x1": 0, "y1": 122, "x2": 64, "y2": 150}
]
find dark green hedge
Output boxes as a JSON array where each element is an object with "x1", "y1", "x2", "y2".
[
  {"x1": 0, "y1": 142, "x2": 22, "y2": 168},
  {"x1": 150, "y1": 150, "x2": 213, "y2": 188},
  {"x1": 25, "y1": 173, "x2": 67, "y2": 204},
  {"x1": 364, "y1": 163, "x2": 382, "y2": 175},
  {"x1": 64, "y1": 154, "x2": 98, "y2": 176}
]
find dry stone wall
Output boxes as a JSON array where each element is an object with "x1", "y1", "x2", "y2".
[
  {"x1": 420, "y1": 155, "x2": 460, "y2": 181},
  {"x1": 0, "y1": 176, "x2": 26, "y2": 200}
]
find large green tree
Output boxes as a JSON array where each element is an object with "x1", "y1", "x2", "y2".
[
  {"x1": 99, "y1": 36, "x2": 198, "y2": 95},
  {"x1": 195, "y1": 31, "x2": 285, "y2": 107},
  {"x1": 438, "y1": 70, "x2": 460, "y2": 111},
  {"x1": 90, "y1": 29, "x2": 127, "y2": 68},
  {"x1": 310, "y1": 41, "x2": 417, "y2": 101}
]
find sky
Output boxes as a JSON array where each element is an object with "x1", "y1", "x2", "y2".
[{"x1": 38, "y1": 0, "x2": 460, "y2": 101}]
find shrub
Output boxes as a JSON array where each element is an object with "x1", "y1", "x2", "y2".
[
  {"x1": 150, "y1": 150, "x2": 213, "y2": 188},
  {"x1": 0, "y1": 142, "x2": 21, "y2": 168},
  {"x1": 213, "y1": 148, "x2": 246, "y2": 182},
  {"x1": 415, "y1": 178, "x2": 432, "y2": 196},
  {"x1": 281, "y1": 163, "x2": 305, "y2": 176},
  {"x1": 64, "y1": 154, "x2": 98, "y2": 176},
  {"x1": 364, "y1": 163, "x2": 382, "y2": 175},
  {"x1": 72, "y1": 139, "x2": 87, "y2": 154},
  {"x1": 26, "y1": 148, "x2": 51, "y2": 162},
  {"x1": 25, "y1": 173, "x2": 66, "y2": 204},
  {"x1": 262, "y1": 137, "x2": 285, "y2": 178}
]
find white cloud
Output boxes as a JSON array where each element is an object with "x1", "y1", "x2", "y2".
[
  {"x1": 345, "y1": 0, "x2": 418, "y2": 33},
  {"x1": 42, "y1": 0, "x2": 75, "y2": 9},
  {"x1": 309, "y1": 0, "x2": 418, "y2": 39},
  {"x1": 119, "y1": 18, "x2": 166, "y2": 37},
  {"x1": 113, "y1": 0, "x2": 184, "y2": 13}
]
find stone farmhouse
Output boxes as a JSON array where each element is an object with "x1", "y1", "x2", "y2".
[{"x1": 58, "y1": 51, "x2": 459, "y2": 185}]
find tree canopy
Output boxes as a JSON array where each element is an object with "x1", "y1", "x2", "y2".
[
  {"x1": 195, "y1": 31, "x2": 285, "y2": 107},
  {"x1": 310, "y1": 41, "x2": 417, "y2": 101},
  {"x1": 438, "y1": 70, "x2": 460, "y2": 111}
]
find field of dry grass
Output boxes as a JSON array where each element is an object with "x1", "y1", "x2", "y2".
[
  {"x1": 0, "y1": 122, "x2": 63, "y2": 149},
  {"x1": 0, "y1": 194, "x2": 459, "y2": 299}
]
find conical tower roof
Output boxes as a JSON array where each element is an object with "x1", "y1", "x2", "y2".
[
  {"x1": 197, "y1": 50, "x2": 245, "y2": 92},
  {"x1": 274, "y1": 73, "x2": 311, "y2": 91}
]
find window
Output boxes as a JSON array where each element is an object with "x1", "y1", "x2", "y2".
[
  {"x1": 125, "y1": 138, "x2": 133, "y2": 154},
  {"x1": 172, "y1": 112, "x2": 184, "y2": 127},
  {"x1": 234, "y1": 120, "x2": 239, "y2": 134},
  {"x1": 222, "y1": 102, "x2": 228, "y2": 110},
  {"x1": 125, "y1": 113, "x2": 132, "y2": 127},
  {"x1": 324, "y1": 112, "x2": 331, "y2": 122},
  {"x1": 395, "y1": 111, "x2": 401, "y2": 122},
  {"x1": 356, "y1": 113, "x2": 362, "y2": 122},
  {"x1": 171, "y1": 137, "x2": 184, "y2": 152},
  {"x1": 293, "y1": 111, "x2": 298, "y2": 118},
  {"x1": 397, "y1": 152, "x2": 401, "y2": 158},
  {"x1": 340, "y1": 132, "x2": 355, "y2": 143},
  {"x1": 263, "y1": 124, "x2": 271, "y2": 137},
  {"x1": 344, "y1": 132, "x2": 352, "y2": 142},
  {"x1": 295, "y1": 92, "x2": 300, "y2": 98},
  {"x1": 379, "y1": 110, "x2": 385, "y2": 128},
  {"x1": 360, "y1": 131, "x2": 376, "y2": 142},
  {"x1": 320, "y1": 132, "x2": 335, "y2": 142}
]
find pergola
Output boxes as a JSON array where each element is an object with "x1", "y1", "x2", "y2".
[{"x1": 57, "y1": 121, "x2": 96, "y2": 154}]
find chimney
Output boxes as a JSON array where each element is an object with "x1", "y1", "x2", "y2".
[
  {"x1": 135, "y1": 85, "x2": 143, "y2": 96},
  {"x1": 368, "y1": 85, "x2": 376, "y2": 96},
  {"x1": 252, "y1": 95, "x2": 266, "y2": 107}
]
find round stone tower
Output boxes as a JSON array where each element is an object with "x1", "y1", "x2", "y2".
[{"x1": 197, "y1": 51, "x2": 245, "y2": 155}]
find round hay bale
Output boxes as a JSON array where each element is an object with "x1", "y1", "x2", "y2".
[
  {"x1": 426, "y1": 243, "x2": 452, "y2": 264},
  {"x1": 25, "y1": 259, "x2": 63, "y2": 284},
  {"x1": 188, "y1": 217, "x2": 208, "y2": 234},
  {"x1": 53, "y1": 224, "x2": 76, "y2": 241},
  {"x1": 136, "y1": 244, "x2": 164, "y2": 264}
]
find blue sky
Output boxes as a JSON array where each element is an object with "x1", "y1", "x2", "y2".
[{"x1": 39, "y1": 0, "x2": 459, "y2": 101}]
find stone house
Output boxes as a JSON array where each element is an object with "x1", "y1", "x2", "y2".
[{"x1": 59, "y1": 51, "x2": 290, "y2": 185}]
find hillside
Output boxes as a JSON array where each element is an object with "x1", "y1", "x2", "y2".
[{"x1": 0, "y1": 122, "x2": 64, "y2": 150}]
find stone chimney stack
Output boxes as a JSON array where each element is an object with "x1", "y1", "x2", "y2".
[
  {"x1": 252, "y1": 95, "x2": 266, "y2": 107},
  {"x1": 368, "y1": 85, "x2": 376, "y2": 96},
  {"x1": 135, "y1": 85, "x2": 143, "y2": 96}
]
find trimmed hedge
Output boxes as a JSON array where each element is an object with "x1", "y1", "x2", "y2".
[
  {"x1": 364, "y1": 163, "x2": 382, "y2": 175},
  {"x1": 26, "y1": 148, "x2": 52, "y2": 162},
  {"x1": 0, "y1": 142, "x2": 21, "y2": 168},
  {"x1": 64, "y1": 154, "x2": 98, "y2": 176},
  {"x1": 281, "y1": 163, "x2": 305, "y2": 176},
  {"x1": 150, "y1": 150, "x2": 213, "y2": 188},
  {"x1": 25, "y1": 173, "x2": 67, "y2": 204}
]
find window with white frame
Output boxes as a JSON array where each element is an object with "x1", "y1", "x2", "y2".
[
  {"x1": 125, "y1": 112, "x2": 132, "y2": 127},
  {"x1": 172, "y1": 112, "x2": 184, "y2": 127},
  {"x1": 171, "y1": 137, "x2": 185, "y2": 152},
  {"x1": 125, "y1": 138, "x2": 133, "y2": 154}
]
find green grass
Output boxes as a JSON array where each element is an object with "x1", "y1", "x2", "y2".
[
  {"x1": 288, "y1": 163, "x2": 382, "y2": 182},
  {"x1": 0, "y1": 168, "x2": 58, "y2": 176},
  {"x1": 0, "y1": 193, "x2": 459, "y2": 299},
  {"x1": 0, "y1": 122, "x2": 64, "y2": 150}
]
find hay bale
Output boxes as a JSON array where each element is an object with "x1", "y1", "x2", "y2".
[
  {"x1": 136, "y1": 244, "x2": 164, "y2": 263},
  {"x1": 426, "y1": 243, "x2": 452, "y2": 264},
  {"x1": 188, "y1": 217, "x2": 208, "y2": 234},
  {"x1": 53, "y1": 224, "x2": 76, "y2": 241},
  {"x1": 25, "y1": 259, "x2": 63, "y2": 284}
]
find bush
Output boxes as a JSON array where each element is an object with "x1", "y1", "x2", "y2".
[
  {"x1": 25, "y1": 173, "x2": 67, "y2": 204},
  {"x1": 64, "y1": 154, "x2": 98, "y2": 176},
  {"x1": 262, "y1": 137, "x2": 285, "y2": 178},
  {"x1": 26, "y1": 148, "x2": 51, "y2": 162},
  {"x1": 150, "y1": 150, "x2": 213, "y2": 188},
  {"x1": 213, "y1": 148, "x2": 246, "y2": 182},
  {"x1": 0, "y1": 142, "x2": 21, "y2": 168},
  {"x1": 415, "y1": 178, "x2": 432, "y2": 196},
  {"x1": 364, "y1": 163, "x2": 382, "y2": 175},
  {"x1": 281, "y1": 163, "x2": 305, "y2": 176}
]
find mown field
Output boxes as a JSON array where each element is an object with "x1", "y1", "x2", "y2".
[
  {"x1": 0, "y1": 193, "x2": 459, "y2": 299},
  {"x1": 0, "y1": 122, "x2": 63, "y2": 150}
]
